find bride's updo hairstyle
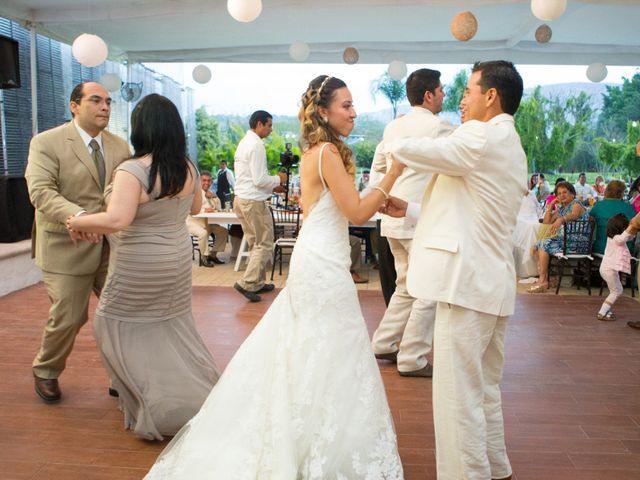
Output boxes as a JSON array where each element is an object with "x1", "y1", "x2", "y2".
[{"x1": 299, "y1": 75, "x2": 355, "y2": 176}]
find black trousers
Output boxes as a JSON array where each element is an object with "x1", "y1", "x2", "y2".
[{"x1": 375, "y1": 220, "x2": 396, "y2": 306}]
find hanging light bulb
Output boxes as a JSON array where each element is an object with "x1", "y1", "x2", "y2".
[
  {"x1": 388, "y1": 60, "x2": 407, "y2": 81},
  {"x1": 289, "y1": 41, "x2": 310, "y2": 62},
  {"x1": 586, "y1": 63, "x2": 608, "y2": 83},
  {"x1": 531, "y1": 0, "x2": 567, "y2": 22},
  {"x1": 100, "y1": 72, "x2": 121, "y2": 92},
  {"x1": 227, "y1": 0, "x2": 263, "y2": 23},
  {"x1": 343, "y1": 47, "x2": 359, "y2": 65},
  {"x1": 192, "y1": 65, "x2": 212, "y2": 84},
  {"x1": 72, "y1": 33, "x2": 108, "y2": 67},
  {"x1": 451, "y1": 11, "x2": 478, "y2": 42},
  {"x1": 535, "y1": 24, "x2": 552, "y2": 43}
]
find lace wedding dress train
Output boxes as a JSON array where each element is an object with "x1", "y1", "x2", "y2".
[{"x1": 145, "y1": 146, "x2": 403, "y2": 479}]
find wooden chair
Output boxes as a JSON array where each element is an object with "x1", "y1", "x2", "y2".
[
  {"x1": 270, "y1": 207, "x2": 301, "y2": 280},
  {"x1": 549, "y1": 217, "x2": 595, "y2": 295}
]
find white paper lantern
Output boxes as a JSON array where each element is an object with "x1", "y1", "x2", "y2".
[
  {"x1": 586, "y1": 63, "x2": 608, "y2": 83},
  {"x1": 100, "y1": 73, "x2": 121, "y2": 92},
  {"x1": 289, "y1": 41, "x2": 310, "y2": 62},
  {"x1": 388, "y1": 60, "x2": 407, "y2": 81},
  {"x1": 451, "y1": 11, "x2": 478, "y2": 42},
  {"x1": 72, "y1": 33, "x2": 108, "y2": 67},
  {"x1": 227, "y1": 0, "x2": 262, "y2": 23},
  {"x1": 192, "y1": 64, "x2": 212, "y2": 84},
  {"x1": 531, "y1": 0, "x2": 567, "y2": 21},
  {"x1": 343, "y1": 47, "x2": 359, "y2": 65},
  {"x1": 535, "y1": 24, "x2": 553, "y2": 43}
]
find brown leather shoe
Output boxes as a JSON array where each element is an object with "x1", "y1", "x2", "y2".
[
  {"x1": 351, "y1": 272, "x2": 369, "y2": 284},
  {"x1": 34, "y1": 375, "x2": 61, "y2": 403},
  {"x1": 492, "y1": 476, "x2": 512, "y2": 480},
  {"x1": 628, "y1": 321, "x2": 640, "y2": 330},
  {"x1": 399, "y1": 363, "x2": 433, "y2": 378}
]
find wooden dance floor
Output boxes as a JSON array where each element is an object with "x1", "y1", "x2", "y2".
[{"x1": 1, "y1": 284, "x2": 640, "y2": 479}]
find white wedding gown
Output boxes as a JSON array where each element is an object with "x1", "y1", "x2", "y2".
[{"x1": 145, "y1": 144, "x2": 403, "y2": 479}]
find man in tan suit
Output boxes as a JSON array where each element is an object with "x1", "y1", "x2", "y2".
[
  {"x1": 383, "y1": 61, "x2": 527, "y2": 480},
  {"x1": 25, "y1": 81, "x2": 130, "y2": 402},
  {"x1": 186, "y1": 170, "x2": 229, "y2": 267},
  {"x1": 371, "y1": 68, "x2": 455, "y2": 377}
]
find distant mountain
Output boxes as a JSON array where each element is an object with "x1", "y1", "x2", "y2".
[{"x1": 524, "y1": 83, "x2": 611, "y2": 112}]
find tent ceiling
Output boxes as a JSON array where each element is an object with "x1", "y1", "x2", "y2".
[{"x1": 1, "y1": 0, "x2": 639, "y2": 65}]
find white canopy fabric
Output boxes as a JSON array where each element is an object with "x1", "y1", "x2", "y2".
[{"x1": 0, "y1": 0, "x2": 639, "y2": 66}]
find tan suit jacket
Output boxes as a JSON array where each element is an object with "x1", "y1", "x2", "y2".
[
  {"x1": 384, "y1": 114, "x2": 528, "y2": 316},
  {"x1": 25, "y1": 122, "x2": 130, "y2": 275}
]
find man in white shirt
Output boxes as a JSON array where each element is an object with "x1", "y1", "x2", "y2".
[
  {"x1": 382, "y1": 60, "x2": 526, "y2": 480},
  {"x1": 215, "y1": 160, "x2": 236, "y2": 210},
  {"x1": 574, "y1": 172, "x2": 596, "y2": 202},
  {"x1": 371, "y1": 68, "x2": 455, "y2": 378},
  {"x1": 186, "y1": 171, "x2": 229, "y2": 267},
  {"x1": 233, "y1": 110, "x2": 286, "y2": 302}
]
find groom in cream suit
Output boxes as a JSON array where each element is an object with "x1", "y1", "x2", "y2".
[
  {"x1": 383, "y1": 61, "x2": 527, "y2": 480},
  {"x1": 371, "y1": 68, "x2": 455, "y2": 377},
  {"x1": 26, "y1": 81, "x2": 130, "y2": 402}
]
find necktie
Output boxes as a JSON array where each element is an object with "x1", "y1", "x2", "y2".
[{"x1": 89, "y1": 139, "x2": 106, "y2": 189}]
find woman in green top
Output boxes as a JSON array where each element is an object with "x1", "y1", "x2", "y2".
[{"x1": 589, "y1": 180, "x2": 636, "y2": 255}]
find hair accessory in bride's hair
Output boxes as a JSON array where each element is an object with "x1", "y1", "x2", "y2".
[{"x1": 316, "y1": 76, "x2": 332, "y2": 99}]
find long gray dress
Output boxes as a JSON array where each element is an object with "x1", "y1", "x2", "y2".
[{"x1": 93, "y1": 159, "x2": 220, "y2": 441}]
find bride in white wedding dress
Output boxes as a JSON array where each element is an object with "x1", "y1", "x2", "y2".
[{"x1": 145, "y1": 75, "x2": 406, "y2": 479}]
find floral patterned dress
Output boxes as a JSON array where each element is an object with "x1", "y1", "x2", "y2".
[{"x1": 536, "y1": 200, "x2": 588, "y2": 255}]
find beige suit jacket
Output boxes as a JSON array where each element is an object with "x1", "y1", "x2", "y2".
[
  {"x1": 372, "y1": 107, "x2": 455, "y2": 239},
  {"x1": 384, "y1": 114, "x2": 528, "y2": 316},
  {"x1": 25, "y1": 122, "x2": 130, "y2": 275}
]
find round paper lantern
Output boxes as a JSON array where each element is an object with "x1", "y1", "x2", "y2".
[
  {"x1": 99, "y1": 73, "x2": 121, "y2": 92},
  {"x1": 72, "y1": 33, "x2": 108, "y2": 67},
  {"x1": 192, "y1": 64, "x2": 212, "y2": 84},
  {"x1": 535, "y1": 24, "x2": 552, "y2": 43},
  {"x1": 531, "y1": 0, "x2": 567, "y2": 21},
  {"x1": 343, "y1": 47, "x2": 359, "y2": 65},
  {"x1": 227, "y1": 0, "x2": 262, "y2": 23},
  {"x1": 388, "y1": 60, "x2": 407, "y2": 81},
  {"x1": 289, "y1": 41, "x2": 310, "y2": 62},
  {"x1": 586, "y1": 63, "x2": 608, "y2": 83},
  {"x1": 451, "y1": 11, "x2": 478, "y2": 42}
]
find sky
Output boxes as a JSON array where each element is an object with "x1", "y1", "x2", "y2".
[{"x1": 146, "y1": 62, "x2": 639, "y2": 117}]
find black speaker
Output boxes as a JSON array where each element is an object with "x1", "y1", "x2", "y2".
[
  {"x1": 0, "y1": 176, "x2": 33, "y2": 242},
  {"x1": 0, "y1": 35, "x2": 20, "y2": 89}
]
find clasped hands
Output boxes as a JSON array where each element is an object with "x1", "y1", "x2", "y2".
[
  {"x1": 378, "y1": 196, "x2": 408, "y2": 218},
  {"x1": 65, "y1": 214, "x2": 102, "y2": 247}
]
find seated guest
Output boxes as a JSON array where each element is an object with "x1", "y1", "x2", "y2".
[
  {"x1": 529, "y1": 173, "x2": 539, "y2": 192},
  {"x1": 593, "y1": 175, "x2": 606, "y2": 196},
  {"x1": 529, "y1": 181, "x2": 587, "y2": 293},
  {"x1": 186, "y1": 170, "x2": 229, "y2": 267},
  {"x1": 545, "y1": 177, "x2": 566, "y2": 206},
  {"x1": 536, "y1": 173, "x2": 551, "y2": 203},
  {"x1": 349, "y1": 235, "x2": 368, "y2": 283},
  {"x1": 628, "y1": 175, "x2": 640, "y2": 213},
  {"x1": 574, "y1": 172, "x2": 597, "y2": 203},
  {"x1": 589, "y1": 180, "x2": 636, "y2": 255}
]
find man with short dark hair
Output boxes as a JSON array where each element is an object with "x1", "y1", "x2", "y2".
[
  {"x1": 233, "y1": 110, "x2": 286, "y2": 302},
  {"x1": 382, "y1": 60, "x2": 526, "y2": 480},
  {"x1": 25, "y1": 81, "x2": 130, "y2": 402},
  {"x1": 216, "y1": 160, "x2": 235, "y2": 210},
  {"x1": 371, "y1": 68, "x2": 455, "y2": 378},
  {"x1": 574, "y1": 172, "x2": 596, "y2": 202}
]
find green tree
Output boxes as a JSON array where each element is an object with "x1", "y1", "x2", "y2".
[
  {"x1": 597, "y1": 72, "x2": 640, "y2": 142},
  {"x1": 370, "y1": 72, "x2": 405, "y2": 120},
  {"x1": 443, "y1": 69, "x2": 468, "y2": 113},
  {"x1": 351, "y1": 140, "x2": 377, "y2": 169},
  {"x1": 515, "y1": 88, "x2": 594, "y2": 172},
  {"x1": 195, "y1": 106, "x2": 221, "y2": 163}
]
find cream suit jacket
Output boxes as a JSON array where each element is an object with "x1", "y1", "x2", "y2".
[
  {"x1": 384, "y1": 114, "x2": 527, "y2": 316},
  {"x1": 25, "y1": 122, "x2": 130, "y2": 275},
  {"x1": 372, "y1": 107, "x2": 455, "y2": 239}
]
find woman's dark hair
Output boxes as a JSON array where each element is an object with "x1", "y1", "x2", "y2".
[
  {"x1": 629, "y1": 175, "x2": 640, "y2": 194},
  {"x1": 555, "y1": 181, "x2": 576, "y2": 197},
  {"x1": 555, "y1": 177, "x2": 566, "y2": 185},
  {"x1": 130, "y1": 94, "x2": 191, "y2": 199},
  {"x1": 553, "y1": 177, "x2": 567, "y2": 195},
  {"x1": 529, "y1": 173, "x2": 538, "y2": 191},
  {"x1": 606, "y1": 213, "x2": 629, "y2": 238}
]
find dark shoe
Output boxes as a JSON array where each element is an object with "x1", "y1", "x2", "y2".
[
  {"x1": 374, "y1": 351, "x2": 398, "y2": 363},
  {"x1": 628, "y1": 321, "x2": 640, "y2": 330},
  {"x1": 256, "y1": 283, "x2": 275, "y2": 293},
  {"x1": 108, "y1": 387, "x2": 119, "y2": 397},
  {"x1": 200, "y1": 257, "x2": 215, "y2": 268},
  {"x1": 234, "y1": 282, "x2": 261, "y2": 302},
  {"x1": 597, "y1": 310, "x2": 615, "y2": 321},
  {"x1": 209, "y1": 255, "x2": 225, "y2": 265},
  {"x1": 34, "y1": 375, "x2": 61, "y2": 403},
  {"x1": 351, "y1": 272, "x2": 369, "y2": 284},
  {"x1": 399, "y1": 363, "x2": 433, "y2": 378}
]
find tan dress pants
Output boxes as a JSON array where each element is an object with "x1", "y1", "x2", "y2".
[
  {"x1": 186, "y1": 216, "x2": 229, "y2": 257},
  {"x1": 235, "y1": 197, "x2": 274, "y2": 291},
  {"x1": 33, "y1": 248, "x2": 109, "y2": 379},
  {"x1": 372, "y1": 237, "x2": 435, "y2": 372}
]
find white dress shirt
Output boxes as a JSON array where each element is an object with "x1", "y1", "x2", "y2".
[
  {"x1": 233, "y1": 130, "x2": 280, "y2": 201},
  {"x1": 73, "y1": 120, "x2": 104, "y2": 155},
  {"x1": 372, "y1": 107, "x2": 455, "y2": 239},
  {"x1": 574, "y1": 182, "x2": 596, "y2": 199}
]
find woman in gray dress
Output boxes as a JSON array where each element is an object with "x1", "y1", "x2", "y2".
[{"x1": 67, "y1": 94, "x2": 219, "y2": 440}]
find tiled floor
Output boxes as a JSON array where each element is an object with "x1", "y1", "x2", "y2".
[{"x1": 1, "y1": 280, "x2": 639, "y2": 479}]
